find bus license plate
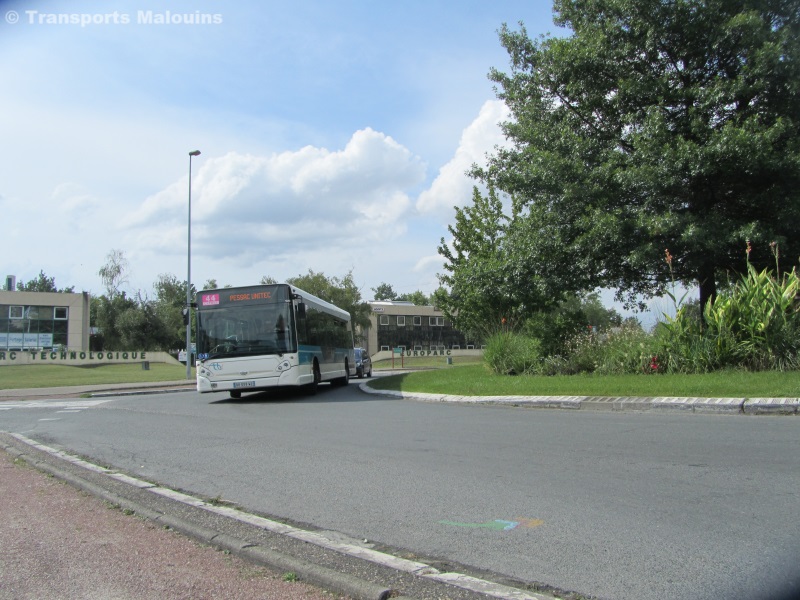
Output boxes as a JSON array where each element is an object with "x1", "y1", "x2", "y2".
[{"x1": 233, "y1": 381, "x2": 256, "y2": 389}]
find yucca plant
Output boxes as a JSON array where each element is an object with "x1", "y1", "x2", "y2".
[
  {"x1": 704, "y1": 260, "x2": 799, "y2": 370},
  {"x1": 654, "y1": 244, "x2": 799, "y2": 372}
]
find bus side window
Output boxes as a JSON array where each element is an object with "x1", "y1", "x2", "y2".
[{"x1": 295, "y1": 304, "x2": 308, "y2": 344}]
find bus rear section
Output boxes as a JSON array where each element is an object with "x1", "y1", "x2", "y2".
[{"x1": 194, "y1": 283, "x2": 354, "y2": 396}]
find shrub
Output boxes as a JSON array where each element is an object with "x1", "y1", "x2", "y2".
[
  {"x1": 593, "y1": 325, "x2": 659, "y2": 375},
  {"x1": 483, "y1": 332, "x2": 542, "y2": 375}
]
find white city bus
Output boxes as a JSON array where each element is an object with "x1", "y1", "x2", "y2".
[{"x1": 195, "y1": 284, "x2": 354, "y2": 397}]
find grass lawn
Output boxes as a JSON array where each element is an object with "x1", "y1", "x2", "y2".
[
  {"x1": 0, "y1": 363, "x2": 194, "y2": 389},
  {"x1": 3, "y1": 360, "x2": 797, "y2": 398},
  {"x1": 367, "y1": 364, "x2": 800, "y2": 398}
]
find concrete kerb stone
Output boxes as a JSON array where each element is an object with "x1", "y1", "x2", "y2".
[
  {"x1": 360, "y1": 382, "x2": 798, "y2": 416},
  {"x1": 744, "y1": 397, "x2": 800, "y2": 415}
]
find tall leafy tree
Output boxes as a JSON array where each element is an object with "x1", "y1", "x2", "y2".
[
  {"x1": 438, "y1": 187, "x2": 557, "y2": 337},
  {"x1": 396, "y1": 290, "x2": 431, "y2": 305},
  {"x1": 474, "y1": 0, "x2": 800, "y2": 312},
  {"x1": 371, "y1": 283, "x2": 397, "y2": 301},
  {"x1": 16, "y1": 271, "x2": 74, "y2": 293},
  {"x1": 153, "y1": 273, "x2": 196, "y2": 349},
  {"x1": 98, "y1": 249, "x2": 129, "y2": 299},
  {"x1": 116, "y1": 300, "x2": 174, "y2": 350},
  {"x1": 91, "y1": 293, "x2": 138, "y2": 350}
]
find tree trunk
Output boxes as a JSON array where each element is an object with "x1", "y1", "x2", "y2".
[{"x1": 697, "y1": 265, "x2": 717, "y2": 327}]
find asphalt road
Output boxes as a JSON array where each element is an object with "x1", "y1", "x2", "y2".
[{"x1": 3, "y1": 380, "x2": 799, "y2": 600}]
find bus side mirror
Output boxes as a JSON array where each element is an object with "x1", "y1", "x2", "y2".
[{"x1": 297, "y1": 303, "x2": 306, "y2": 318}]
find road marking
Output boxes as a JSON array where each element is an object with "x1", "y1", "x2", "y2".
[{"x1": 0, "y1": 399, "x2": 111, "y2": 410}]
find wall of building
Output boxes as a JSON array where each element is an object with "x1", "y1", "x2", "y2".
[
  {"x1": 0, "y1": 349, "x2": 180, "y2": 367},
  {"x1": 0, "y1": 290, "x2": 90, "y2": 352}
]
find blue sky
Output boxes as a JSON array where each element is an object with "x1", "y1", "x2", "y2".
[
  {"x1": 1, "y1": 1, "x2": 670, "y2": 325},
  {"x1": 2, "y1": 0, "x2": 564, "y2": 301}
]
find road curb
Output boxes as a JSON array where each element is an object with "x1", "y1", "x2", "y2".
[{"x1": 359, "y1": 383, "x2": 799, "y2": 415}]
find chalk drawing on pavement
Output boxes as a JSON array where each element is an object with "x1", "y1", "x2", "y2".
[{"x1": 438, "y1": 518, "x2": 544, "y2": 531}]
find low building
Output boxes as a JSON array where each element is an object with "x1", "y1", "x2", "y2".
[
  {"x1": 0, "y1": 289, "x2": 91, "y2": 352},
  {"x1": 363, "y1": 301, "x2": 482, "y2": 355}
]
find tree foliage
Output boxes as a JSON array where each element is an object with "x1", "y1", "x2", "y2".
[
  {"x1": 98, "y1": 249, "x2": 129, "y2": 299},
  {"x1": 371, "y1": 283, "x2": 397, "y2": 301},
  {"x1": 153, "y1": 273, "x2": 196, "y2": 349},
  {"x1": 91, "y1": 293, "x2": 138, "y2": 350},
  {"x1": 473, "y1": 0, "x2": 800, "y2": 312},
  {"x1": 372, "y1": 283, "x2": 431, "y2": 305},
  {"x1": 437, "y1": 187, "x2": 561, "y2": 338},
  {"x1": 16, "y1": 271, "x2": 74, "y2": 293},
  {"x1": 397, "y1": 290, "x2": 431, "y2": 305}
]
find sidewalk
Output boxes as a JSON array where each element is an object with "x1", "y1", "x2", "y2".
[{"x1": 0, "y1": 443, "x2": 345, "y2": 600}]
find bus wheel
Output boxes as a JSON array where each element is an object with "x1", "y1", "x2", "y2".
[
  {"x1": 230, "y1": 391, "x2": 241, "y2": 399},
  {"x1": 305, "y1": 359, "x2": 321, "y2": 394},
  {"x1": 332, "y1": 359, "x2": 350, "y2": 386}
]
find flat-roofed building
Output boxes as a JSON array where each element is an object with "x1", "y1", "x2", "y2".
[
  {"x1": 363, "y1": 301, "x2": 481, "y2": 355},
  {"x1": 0, "y1": 289, "x2": 91, "y2": 352}
]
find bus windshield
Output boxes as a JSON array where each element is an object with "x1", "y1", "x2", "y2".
[{"x1": 196, "y1": 302, "x2": 295, "y2": 359}]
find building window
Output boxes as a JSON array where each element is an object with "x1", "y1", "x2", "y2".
[
  {"x1": 1, "y1": 304, "x2": 69, "y2": 350},
  {"x1": 380, "y1": 345, "x2": 390, "y2": 351},
  {"x1": 452, "y1": 344, "x2": 460, "y2": 349},
  {"x1": 414, "y1": 345, "x2": 422, "y2": 351},
  {"x1": 380, "y1": 315, "x2": 389, "y2": 325},
  {"x1": 413, "y1": 316, "x2": 422, "y2": 326},
  {"x1": 467, "y1": 344, "x2": 474, "y2": 349},
  {"x1": 429, "y1": 316, "x2": 444, "y2": 326},
  {"x1": 397, "y1": 316, "x2": 406, "y2": 326}
]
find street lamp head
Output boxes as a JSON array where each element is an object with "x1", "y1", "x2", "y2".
[{"x1": 189, "y1": 150, "x2": 201, "y2": 157}]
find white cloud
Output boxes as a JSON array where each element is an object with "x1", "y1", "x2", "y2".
[
  {"x1": 123, "y1": 128, "x2": 426, "y2": 274},
  {"x1": 416, "y1": 100, "x2": 510, "y2": 219}
]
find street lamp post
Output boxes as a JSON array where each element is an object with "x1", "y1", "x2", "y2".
[{"x1": 186, "y1": 150, "x2": 201, "y2": 380}]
